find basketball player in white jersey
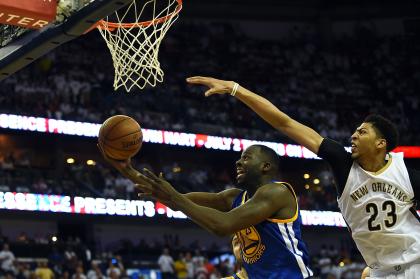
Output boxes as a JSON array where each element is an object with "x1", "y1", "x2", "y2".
[{"x1": 186, "y1": 76, "x2": 420, "y2": 279}]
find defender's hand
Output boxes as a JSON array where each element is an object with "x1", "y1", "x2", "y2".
[{"x1": 187, "y1": 76, "x2": 236, "y2": 97}]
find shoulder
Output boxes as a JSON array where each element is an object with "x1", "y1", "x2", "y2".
[
  {"x1": 390, "y1": 152, "x2": 405, "y2": 162},
  {"x1": 318, "y1": 138, "x2": 349, "y2": 155},
  {"x1": 255, "y1": 182, "x2": 294, "y2": 200},
  {"x1": 251, "y1": 183, "x2": 296, "y2": 214},
  {"x1": 318, "y1": 138, "x2": 352, "y2": 165}
]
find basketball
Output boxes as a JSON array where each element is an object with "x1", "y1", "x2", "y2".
[{"x1": 98, "y1": 115, "x2": 143, "y2": 160}]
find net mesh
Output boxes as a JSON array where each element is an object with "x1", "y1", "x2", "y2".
[{"x1": 97, "y1": 0, "x2": 181, "y2": 92}]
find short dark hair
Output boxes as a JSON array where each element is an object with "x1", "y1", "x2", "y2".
[
  {"x1": 364, "y1": 114, "x2": 399, "y2": 152},
  {"x1": 252, "y1": 145, "x2": 280, "y2": 172}
]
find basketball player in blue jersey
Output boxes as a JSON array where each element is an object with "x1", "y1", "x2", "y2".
[
  {"x1": 99, "y1": 144, "x2": 313, "y2": 279},
  {"x1": 186, "y1": 76, "x2": 420, "y2": 279}
]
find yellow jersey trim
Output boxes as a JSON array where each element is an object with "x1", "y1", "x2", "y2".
[
  {"x1": 241, "y1": 191, "x2": 248, "y2": 205},
  {"x1": 267, "y1": 182, "x2": 299, "y2": 223},
  {"x1": 236, "y1": 271, "x2": 247, "y2": 279},
  {"x1": 222, "y1": 272, "x2": 247, "y2": 279},
  {"x1": 366, "y1": 154, "x2": 393, "y2": 175}
]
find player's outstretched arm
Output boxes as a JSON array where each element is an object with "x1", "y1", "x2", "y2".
[
  {"x1": 183, "y1": 189, "x2": 241, "y2": 212},
  {"x1": 187, "y1": 76, "x2": 324, "y2": 154},
  {"x1": 136, "y1": 169, "x2": 290, "y2": 237}
]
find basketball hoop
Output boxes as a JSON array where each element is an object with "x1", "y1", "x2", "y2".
[{"x1": 96, "y1": 0, "x2": 182, "y2": 92}]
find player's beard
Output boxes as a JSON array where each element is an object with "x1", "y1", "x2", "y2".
[{"x1": 237, "y1": 172, "x2": 259, "y2": 192}]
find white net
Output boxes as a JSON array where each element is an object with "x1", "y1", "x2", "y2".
[{"x1": 97, "y1": 0, "x2": 181, "y2": 92}]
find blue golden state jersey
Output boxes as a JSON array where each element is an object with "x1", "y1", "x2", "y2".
[{"x1": 232, "y1": 182, "x2": 313, "y2": 279}]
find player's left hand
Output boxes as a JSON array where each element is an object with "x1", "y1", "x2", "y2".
[
  {"x1": 187, "y1": 76, "x2": 236, "y2": 97},
  {"x1": 136, "y1": 169, "x2": 179, "y2": 207}
]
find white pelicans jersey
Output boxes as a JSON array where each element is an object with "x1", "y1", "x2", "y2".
[{"x1": 337, "y1": 152, "x2": 420, "y2": 272}]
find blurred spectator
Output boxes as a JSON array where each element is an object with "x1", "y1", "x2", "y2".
[
  {"x1": 194, "y1": 261, "x2": 208, "y2": 279},
  {"x1": 0, "y1": 154, "x2": 14, "y2": 171},
  {"x1": 184, "y1": 252, "x2": 194, "y2": 279},
  {"x1": 86, "y1": 262, "x2": 104, "y2": 279},
  {"x1": 15, "y1": 262, "x2": 31, "y2": 279},
  {"x1": 173, "y1": 253, "x2": 187, "y2": 279},
  {"x1": 106, "y1": 259, "x2": 121, "y2": 278},
  {"x1": 192, "y1": 249, "x2": 205, "y2": 272},
  {"x1": 0, "y1": 243, "x2": 15, "y2": 276},
  {"x1": 157, "y1": 248, "x2": 175, "y2": 279},
  {"x1": 35, "y1": 260, "x2": 55, "y2": 279},
  {"x1": 72, "y1": 266, "x2": 87, "y2": 279},
  {"x1": 16, "y1": 232, "x2": 29, "y2": 244}
]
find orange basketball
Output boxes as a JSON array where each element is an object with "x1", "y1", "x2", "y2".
[{"x1": 98, "y1": 115, "x2": 143, "y2": 160}]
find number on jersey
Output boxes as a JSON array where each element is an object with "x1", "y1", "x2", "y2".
[{"x1": 366, "y1": 201, "x2": 397, "y2": 231}]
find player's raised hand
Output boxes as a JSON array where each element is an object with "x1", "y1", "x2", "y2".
[
  {"x1": 136, "y1": 169, "x2": 179, "y2": 207},
  {"x1": 97, "y1": 143, "x2": 149, "y2": 186},
  {"x1": 97, "y1": 143, "x2": 131, "y2": 170},
  {"x1": 187, "y1": 76, "x2": 236, "y2": 97}
]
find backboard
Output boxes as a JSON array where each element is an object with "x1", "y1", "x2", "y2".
[{"x1": 0, "y1": 0, "x2": 133, "y2": 81}]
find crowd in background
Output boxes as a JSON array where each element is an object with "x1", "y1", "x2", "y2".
[
  {"x1": 0, "y1": 147, "x2": 339, "y2": 211},
  {"x1": 0, "y1": 149, "x2": 357, "y2": 278},
  {"x1": 0, "y1": 22, "x2": 419, "y2": 146},
  {"x1": 0, "y1": 231, "x2": 365, "y2": 279},
  {"x1": 1, "y1": 21, "x2": 418, "y2": 211},
  {"x1": 0, "y1": 19, "x2": 419, "y2": 279}
]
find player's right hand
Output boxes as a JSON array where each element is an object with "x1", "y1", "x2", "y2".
[
  {"x1": 97, "y1": 143, "x2": 131, "y2": 171},
  {"x1": 97, "y1": 143, "x2": 148, "y2": 186},
  {"x1": 187, "y1": 76, "x2": 236, "y2": 97}
]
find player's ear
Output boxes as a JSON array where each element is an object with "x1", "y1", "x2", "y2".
[
  {"x1": 262, "y1": 162, "x2": 271, "y2": 172},
  {"x1": 376, "y1": 138, "x2": 386, "y2": 150}
]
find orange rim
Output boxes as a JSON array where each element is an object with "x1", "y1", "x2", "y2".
[{"x1": 97, "y1": 0, "x2": 182, "y2": 31}]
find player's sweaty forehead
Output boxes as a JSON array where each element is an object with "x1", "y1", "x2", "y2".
[
  {"x1": 242, "y1": 146, "x2": 259, "y2": 157},
  {"x1": 354, "y1": 122, "x2": 375, "y2": 134}
]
